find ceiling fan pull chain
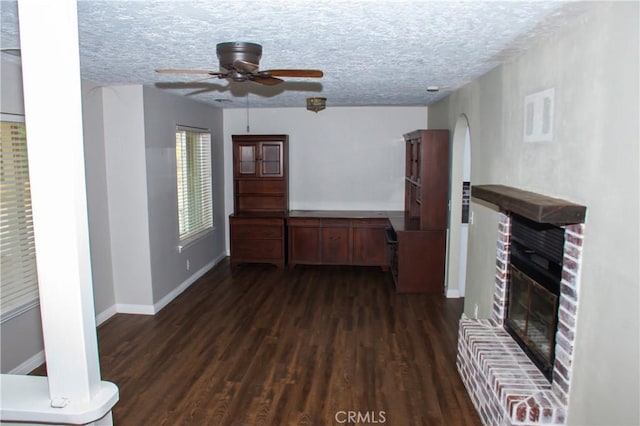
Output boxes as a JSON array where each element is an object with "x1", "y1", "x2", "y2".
[{"x1": 246, "y1": 93, "x2": 250, "y2": 133}]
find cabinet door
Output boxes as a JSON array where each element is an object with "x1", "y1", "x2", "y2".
[
  {"x1": 419, "y1": 130, "x2": 449, "y2": 229},
  {"x1": 235, "y1": 143, "x2": 258, "y2": 177},
  {"x1": 321, "y1": 227, "x2": 350, "y2": 264},
  {"x1": 259, "y1": 142, "x2": 284, "y2": 177},
  {"x1": 352, "y1": 226, "x2": 387, "y2": 265},
  {"x1": 396, "y1": 230, "x2": 446, "y2": 293},
  {"x1": 289, "y1": 224, "x2": 321, "y2": 264}
]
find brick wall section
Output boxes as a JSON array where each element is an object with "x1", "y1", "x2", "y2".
[
  {"x1": 492, "y1": 213, "x2": 511, "y2": 326},
  {"x1": 457, "y1": 317, "x2": 567, "y2": 425},
  {"x1": 457, "y1": 214, "x2": 586, "y2": 426},
  {"x1": 551, "y1": 223, "x2": 584, "y2": 407}
]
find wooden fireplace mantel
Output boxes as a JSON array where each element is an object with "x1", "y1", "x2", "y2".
[{"x1": 471, "y1": 184, "x2": 586, "y2": 225}]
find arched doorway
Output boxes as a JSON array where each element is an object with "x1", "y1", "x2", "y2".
[{"x1": 445, "y1": 115, "x2": 471, "y2": 297}]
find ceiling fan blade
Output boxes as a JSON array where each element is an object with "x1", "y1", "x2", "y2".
[
  {"x1": 250, "y1": 75, "x2": 285, "y2": 86},
  {"x1": 263, "y1": 69, "x2": 324, "y2": 78},
  {"x1": 185, "y1": 76, "x2": 222, "y2": 83},
  {"x1": 155, "y1": 68, "x2": 223, "y2": 75},
  {"x1": 233, "y1": 59, "x2": 259, "y2": 73}
]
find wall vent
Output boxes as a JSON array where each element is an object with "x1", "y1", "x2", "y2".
[{"x1": 524, "y1": 88, "x2": 554, "y2": 143}]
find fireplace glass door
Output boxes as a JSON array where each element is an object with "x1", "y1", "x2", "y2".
[{"x1": 507, "y1": 265, "x2": 558, "y2": 377}]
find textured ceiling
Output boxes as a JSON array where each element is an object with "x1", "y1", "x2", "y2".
[{"x1": 1, "y1": 1, "x2": 591, "y2": 109}]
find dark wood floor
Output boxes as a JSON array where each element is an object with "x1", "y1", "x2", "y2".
[{"x1": 35, "y1": 259, "x2": 481, "y2": 425}]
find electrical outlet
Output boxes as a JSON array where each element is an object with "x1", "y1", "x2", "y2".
[
  {"x1": 186, "y1": 259, "x2": 190, "y2": 271},
  {"x1": 474, "y1": 304, "x2": 479, "y2": 319}
]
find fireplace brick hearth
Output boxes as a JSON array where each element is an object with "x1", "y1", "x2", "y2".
[{"x1": 457, "y1": 193, "x2": 585, "y2": 426}]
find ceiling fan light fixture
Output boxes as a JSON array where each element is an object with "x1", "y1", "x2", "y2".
[
  {"x1": 306, "y1": 97, "x2": 326, "y2": 113},
  {"x1": 216, "y1": 41, "x2": 262, "y2": 72}
]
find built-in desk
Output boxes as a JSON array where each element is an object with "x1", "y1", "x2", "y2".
[
  {"x1": 287, "y1": 210, "x2": 400, "y2": 269},
  {"x1": 287, "y1": 210, "x2": 445, "y2": 293}
]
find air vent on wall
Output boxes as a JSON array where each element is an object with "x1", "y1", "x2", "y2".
[{"x1": 524, "y1": 88, "x2": 554, "y2": 143}]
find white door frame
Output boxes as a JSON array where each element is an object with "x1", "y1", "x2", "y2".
[{"x1": 445, "y1": 115, "x2": 471, "y2": 298}]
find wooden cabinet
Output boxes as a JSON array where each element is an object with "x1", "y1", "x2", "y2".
[
  {"x1": 320, "y1": 219, "x2": 350, "y2": 265},
  {"x1": 230, "y1": 215, "x2": 286, "y2": 268},
  {"x1": 232, "y1": 135, "x2": 288, "y2": 213},
  {"x1": 230, "y1": 135, "x2": 288, "y2": 268},
  {"x1": 404, "y1": 130, "x2": 449, "y2": 229},
  {"x1": 352, "y1": 218, "x2": 388, "y2": 266},
  {"x1": 388, "y1": 220, "x2": 447, "y2": 293},
  {"x1": 287, "y1": 213, "x2": 389, "y2": 269},
  {"x1": 388, "y1": 129, "x2": 450, "y2": 293},
  {"x1": 234, "y1": 140, "x2": 285, "y2": 178},
  {"x1": 288, "y1": 218, "x2": 321, "y2": 265}
]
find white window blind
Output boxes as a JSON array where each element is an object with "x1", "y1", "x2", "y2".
[
  {"x1": 175, "y1": 126, "x2": 213, "y2": 243},
  {"x1": 0, "y1": 119, "x2": 39, "y2": 322}
]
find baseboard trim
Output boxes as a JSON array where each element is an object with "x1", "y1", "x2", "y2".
[
  {"x1": 114, "y1": 303, "x2": 155, "y2": 315},
  {"x1": 446, "y1": 289, "x2": 461, "y2": 298},
  {"x1": 9, "y1": 350, "x2": 45, "y2": 375},
  {"x1": 95, "y1": 305, "x2": 117, "y2": 326},
  {"x1": 153, "y1": 252, "x2": 225, "y2": 314}
]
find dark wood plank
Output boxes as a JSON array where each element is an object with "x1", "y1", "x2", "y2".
[
  {"x1": 32, "y1": 259, "x2": 481, "y2": 425},
  {"x1": 472, "y1": 184, "x2": 586, "y2": 224}
]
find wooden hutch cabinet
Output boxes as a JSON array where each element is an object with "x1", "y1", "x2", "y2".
[
  {"x1": 387, "y1": 129, "x2": 449, "y2": 293},
  {"x1": 233, "y1": 136, "x2": 288, "y2": 212},
  {"x1": 229, "y1": 134, "x2": 288, "y2": 268}
]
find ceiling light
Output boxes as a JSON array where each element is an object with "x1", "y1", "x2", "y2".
[
  {"x1": 426, "y1": 86, "x2": 440, "y2": 92},
  {"x1": 306, "y1": 97, "x2": 326, "y2": 113}
]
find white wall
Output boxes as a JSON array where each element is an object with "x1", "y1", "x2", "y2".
[
  {"x1": 102, "y1": 86, "x2": 155, "y2": 311},
  {"x1": 428, "y1": 2, "x2": 639, "y2": 424},
  {"x1": 82, "y1": 81, "x2": 116, "y2": 322},
  {"x1": 222, "y1": 106, "x2": 428, "y2": 252}
]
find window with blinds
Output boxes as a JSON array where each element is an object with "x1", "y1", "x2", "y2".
[
  {"x1": 175, "y1": 126, "x2": 213, "y2": 245},
  {"x1": 0, "y1": 119, "x2": 39, "y2": 322}
]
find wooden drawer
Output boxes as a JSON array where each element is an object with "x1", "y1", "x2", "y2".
[
  {"x1": 237, "y1": 179, "x2": 286, "y2": 194},
  {"x1": 230, "y1": 217, "x2": 283, "y2": 226},
  {"x1": 231, "y1": 225, "x2": 282, "y2": 239},
  {"x1": 231, "y1": 239, "x2": 282, "y2": 260},
  {"x1": 237, "y1": 194, "x2": 286, "y2": 211},
  {"x1": 351, "y1": 218, "x2": 389, "y2": 228},
  {"x1": 321, "y1": 218, "x2": 350, "y2": 227},
  {"x1": 287, "y1": 218, "x2": 321, "y2": 227}
]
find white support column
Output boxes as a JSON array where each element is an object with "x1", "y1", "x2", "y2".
[{"x1": 0, "y1": 0, "x2": 118, "y2": 424}]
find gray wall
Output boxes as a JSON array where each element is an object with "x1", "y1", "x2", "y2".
[
  {"x1": 428, "y1": 2, "x2": 639, "y2": 424},
  {"x1": 1, "y1": 59, "x2": 226, "y2": 370},
  {"x1": 0, "y1": 60, "x2": 115, "y2": 372},
  {"x1": 142, "y1": 86, "x2": 226, "y2": 305},
  {"x1": 0, "y1": 56, "x2": 44, "y2": 374},
  {"x1": 101, "y1": 85, "x2": 226, "y2": 311}
]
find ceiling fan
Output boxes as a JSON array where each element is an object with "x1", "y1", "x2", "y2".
[{"x1": 155, "y1": 42, "x2": 323, "y2": 86}]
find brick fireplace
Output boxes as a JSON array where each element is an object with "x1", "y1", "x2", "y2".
[{"x1": 457, "y1": 185, "x2": 586, "y2": 426}]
